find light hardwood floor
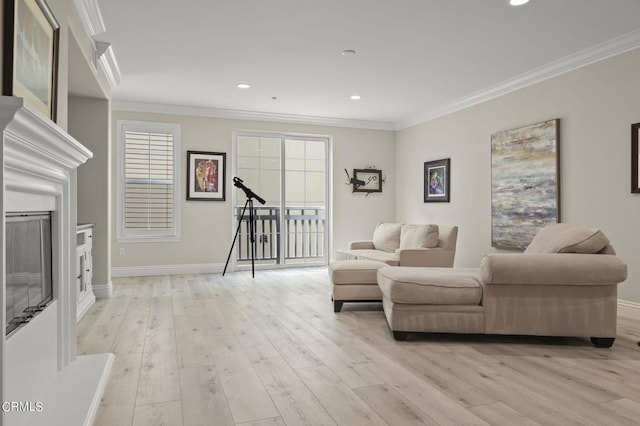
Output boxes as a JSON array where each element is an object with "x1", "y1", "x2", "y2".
[{"x1": 79, "y1": 267, "x2": 640, "y2": 426}]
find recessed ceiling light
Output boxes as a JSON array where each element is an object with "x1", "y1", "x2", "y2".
[
  {"x1": 237, "y1": 83, "x2": 251, "y2": 89},
  {"x1": 350, "y1": 95, "x2": 361, "y2": 100},
  {"x1": 341, "y1": 49, "x2": 356, "y2": 56},
  {"x1": 509, "y1": 0, "x2": 529, "y2": 5}
]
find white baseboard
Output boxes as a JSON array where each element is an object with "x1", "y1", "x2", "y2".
[
  {"x1": 111, "y1": 263, "x2": 225, "y2": 278},
  {"x1": 92, "y1": 281, "x2": 113, "y2": 299},
  {"x1": 77, "y1": 292, "x2": 96, "y2": 322},
  {"x1": 618, "y1": 299, "x2": 640, "y2": 320}
]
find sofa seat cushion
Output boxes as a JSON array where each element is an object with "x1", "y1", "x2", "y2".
[
  {"x1": 329, "y1": 260, "x2": 388, "y2": 284},
  {"x1": 525, "y1": 223, "x2": 610, "y2": 254},
  {"x1": 377, "y1": 266, "x2": 482, "y2": 305},
  {"x1": 335, "y1": 249, "x2": 399, "y2": 266}
]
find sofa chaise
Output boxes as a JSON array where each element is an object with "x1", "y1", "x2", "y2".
[{"x1": 376, "y1": 223, "x2": 627, "y2": 347}]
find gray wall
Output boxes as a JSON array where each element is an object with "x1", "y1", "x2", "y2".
[
  {"x1": 111, "y1": 110, "x2": 396, "y2": 270},
  {"x1": 70, "y1": 96, "x2": 112, "y2": 290},
  {"x1": 396, "y1": 48, "x2": 640, "y2": 303}
]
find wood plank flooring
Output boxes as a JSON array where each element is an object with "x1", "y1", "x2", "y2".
[{"x1": 78, "y1": 267, "x2": 640, "y2": 426}]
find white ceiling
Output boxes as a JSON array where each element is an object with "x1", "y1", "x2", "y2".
[{"x1": 97, "y1": 0, "x2": 640, "y2": 129}]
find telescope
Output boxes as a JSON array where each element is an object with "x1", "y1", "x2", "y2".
[
  {"x1": 223, "y1": 177, "x2": 266, "y2": 278},
  {"x1": 233, "y1": 177, "x2": 266, "y2": 204}
]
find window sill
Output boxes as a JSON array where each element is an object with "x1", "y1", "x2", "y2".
[{"x1": 116, "y1": 235, "x2": 180, "y2": 244}]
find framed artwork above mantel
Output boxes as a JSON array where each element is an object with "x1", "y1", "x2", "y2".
[{"x1": 2, "y1": 0, "x2": 60, "y2": 122}]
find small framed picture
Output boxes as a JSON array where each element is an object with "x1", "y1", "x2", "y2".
[
  {"x1": 353, "y1": 169, "x2": 382, "y2": 193},
  {"x1": 424, "y1": 158, "x2": 450, "y2": 202},
  {"x1": 2, "y1": 0, "x2": 60, "y2": 121},
  {"x1": 187, "y1": 151, "x2": 226, "y2": 201}
]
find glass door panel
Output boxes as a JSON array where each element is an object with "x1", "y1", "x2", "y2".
[
  {"x1": 236, "y1": 136, "x2": 281, "y2": 266},
  {"x1": 284, "y1": 138, "x2": 327, "y2": 265},
  {"x1": 234, "y1": 133, "x2": 328, "y2": 269}
]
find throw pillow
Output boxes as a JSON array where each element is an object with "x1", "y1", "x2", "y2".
[
  {"x1": 524, "y1": 223, "x2": 609, "y2": 254},
  {"x1": 400, "y1": 224, "x2": 439, "y2": 249},
  {"x1": 372, "y1": 222, "x2": 402, "y2": 253}
]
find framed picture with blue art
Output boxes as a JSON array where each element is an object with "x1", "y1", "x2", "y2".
[{"x1": 424, "y1": 158, "x2": 450, "y2": 202}]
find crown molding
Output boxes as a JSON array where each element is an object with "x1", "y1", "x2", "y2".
[
  {"x1": 111, "y1": 101, "x2": 396, "y2": 131},
  {"x1": 396, "y1": 29, "x2": 640, "y2": 130},
  {"x1": 98, "y1": 46, "x2": 123, "y2": 88},
  {"x1": 74, "y1": 0, "x2": 122, "y2": 90},
  {"x1": 73, "y1": 0, "x2": 106, "y2": 37}
]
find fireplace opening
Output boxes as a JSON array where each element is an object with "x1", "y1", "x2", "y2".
[{"x1": 5, "y1": 212, "x2": 53, "y2": 336}]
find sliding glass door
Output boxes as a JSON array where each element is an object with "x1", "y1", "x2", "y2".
[{"x1": 233, "y1": 132, "x2": 329, "y2": 269}]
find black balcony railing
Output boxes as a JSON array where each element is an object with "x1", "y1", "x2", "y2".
[{"x1": 235, "y1": 206, "x2": 326, "y2": 263}]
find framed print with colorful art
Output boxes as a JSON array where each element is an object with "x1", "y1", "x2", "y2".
[
  {"x1": 424, "y1": 158, "x2": 450, "y2": 202},
  {"x1": 187, "y1": 151, "x2": 226, "y2": 201}
]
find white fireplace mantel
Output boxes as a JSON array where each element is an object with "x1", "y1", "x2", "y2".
[{"x1": 1, "y1": 97, "x2": 113, "y2": 426}]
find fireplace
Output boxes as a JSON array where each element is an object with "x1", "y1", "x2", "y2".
[
  {"x1": 1, "y1": 97, "x2": 112, "y2": 426},
  {"x1": 5, "y1": 212, "x2": 54, "y2": 336}
]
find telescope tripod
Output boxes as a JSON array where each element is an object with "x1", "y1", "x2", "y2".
[{"x1": 223, "y1": 197, "x2": 257, "y2": 278}]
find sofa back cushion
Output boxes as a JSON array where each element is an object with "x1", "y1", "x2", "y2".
[
  {"x1": 373, "y1": 222, "x2": 401, "y2": 253},
  {"x1": 400, "y1": 224, "x2": 439, "y2": 249},
  {"x1": 524, "y1": 223, "x2": 610, "y2": 254}
]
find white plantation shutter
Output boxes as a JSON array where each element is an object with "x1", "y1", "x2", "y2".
[
  {"x1": 117, "y1": 121, "x2": 181, "y2": 241},
  {"x1": 125, "y1": 130, "x2": 174, "y2": 230}
]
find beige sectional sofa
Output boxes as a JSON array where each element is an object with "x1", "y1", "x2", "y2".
[
  {"x1": 336, "y1": 222, "x2": 458, "y2": 267},
  {"x1": 376, "y1": 223, "x2": 628, "y2": 347}
]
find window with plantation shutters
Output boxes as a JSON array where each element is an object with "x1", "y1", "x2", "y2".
[{"x1": 117, "y1": 120, "x2": 181, "y2": 242}]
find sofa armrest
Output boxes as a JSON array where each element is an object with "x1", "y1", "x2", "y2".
[
  {"x1": 397, "y1": 248, "x2": 455, "y2": 267},
  {"x1": 349, "y1": 240, "x2": 375, "y2": 250},
  {"x1": 481, "y1": 253, "x2": 627, "y2": 286}
]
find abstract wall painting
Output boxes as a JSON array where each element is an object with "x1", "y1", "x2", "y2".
[{"x1": 491, "y1": 119, "x2": 560, "y2": 250}]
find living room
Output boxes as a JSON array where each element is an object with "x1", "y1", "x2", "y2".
[{"x1": 1, "y1": 0, "x2": 640, "y2": 425}]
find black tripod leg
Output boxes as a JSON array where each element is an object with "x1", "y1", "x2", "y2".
[
  {"x1": 223, "y1": 199, "x2": 250, "y2": 276},
  {"x1": 249, "y1": 200, "x2": 255, "y2": 278}
]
